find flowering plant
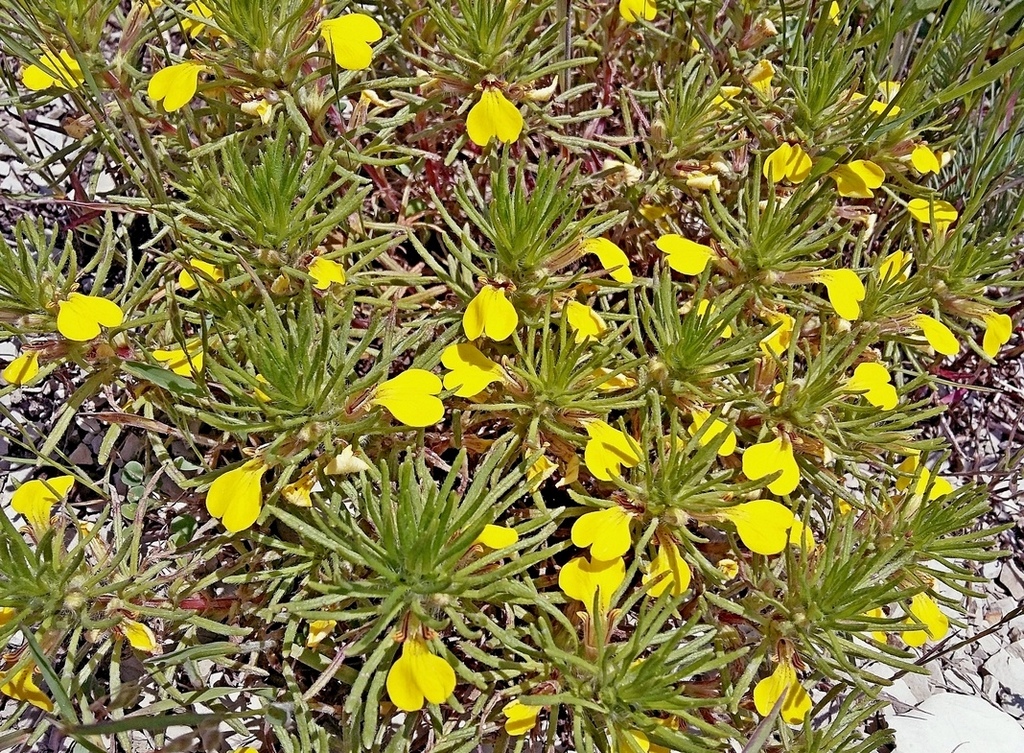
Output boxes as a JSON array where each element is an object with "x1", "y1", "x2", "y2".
[{"x1": 0, "y1": 0, "x2": 1022, "y2": 750}]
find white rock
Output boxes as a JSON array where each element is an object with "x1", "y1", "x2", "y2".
[
  {"x1": 886, "y1": 692, "x2": 1024, "y2": 752},
  {"x1": 983, "y1": 647, "x2": 1024, "y2": 693},
  {"x1": 999, "y1": 562, "x2": 1024, "y2": 601}
]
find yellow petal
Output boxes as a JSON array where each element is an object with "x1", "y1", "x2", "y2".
[
  {"x1": 748, "y1": 59, "x2": 775, "y2": 98},
  {"x1": 864, "y1": 607, "x2": 889, "y2": 644},
  {"x1": 742, "y1": 437, "x2": 800, "y2": 495},
  {"x1": 57, "y1": 292, "x2": 124, "y2": 341},
  {"x1": 21, "y1": 49, "x2": 83, "y2": 91},
  {"x1": 982, "y1": 312, "x2": 1012, "y2": 358},
  {"x1": 907, "y1": 198, "x2": 958, "y2": 226},
  {"x1": 724, "y1": 499, "x2": 796, "y2": 555},
  {"x1": 205, "y1": 459, "x2": 266, "y2": 533},
  {"x1": 911, "y1": 145, "x2": 940, "y2": 174},
  {"x1": 308, "y1": 257, "x2": 346, "y2": 289},
  {"x1": 913, "y1": 314, "x2": 960, "y2": 356},
  {"x1": 718, "y1": 558, "x2": 739, "y2": 580},
  {"x1": 813, "y1": 269, "x2": 865, "y2": 321},
  {"x1": 829, "y1": 1, "x2": 840, "y2": 23},
  {"x1": 12, "y1": 476, "x2": 75, "y2": 531},
  {"x1": 3, "y1": 351, "x2": 40, "y2": 385},
  {"x1": 474, "y1": 523, "x2": 519, "y2": 549},
  {"x1": 0, "y1": 664, "x2": 54, "y2": 712},
  {"x1": 591, "y1": 367, "x2": 638, "y2": 391},
  {"x1": 306, "y1": 619, "x2": 337, "y2": 647},
  {"x1": 584, "y1": 238, "x2": 633, "y2": 283},
  {"x1": 466, "y1": 88, "x2": 523, "y2": 147},
  {"x1": 565, "y1": 301, "x2": 607, "y2": 343},
  {"x1": 385, "y1": 638, "x2": 456, "y2": 712},
  {"x1": 502, "y1": 699, "x2": 540, "y2": 735},
  {"x1": 759, "y1": 312, "x2": 795, "y2": 356},
  {"x1": 281, "y1": 475, "x2": 315, "y2": 507},
  {"x1": 526, "y1": 455, "x2": 557, "y2": 492},
  {"x1": 905, "y1": 593, "x2": 949, "y2": 645},
  {"x1": 879, "y1": 250, "x2": 912, "y2": 284},
  {"x1": 644, "y1": 539, "x2": 692, "y2": 597},
  {"x1": 558, "y1": 555, "x2": 626, "y2": 613},
  {"x1": 121, "y1": 618, "x2": 157, "y2": 652},
  {"x1": 619, "y1": 0, "x2": 656, "y2": 22},
  {"x1": 656, "y1": 234, "x2": 713, "y2": 275},
  {"x1": 374, "y1": 369, "x2": 444, "y2": 427},
  {"x1": 153, "y1": 343, "x2": 204, "y2": 377},
  {"x1": 325, "y1": 445, "x2": 370, "y2": 475},
  {"x1": 583, "y1": 420, "x2": 641, "y2": 481},
  {"x1": 320, "y1": 13, "x2": 383, "y2": 70},
  {"x1": 463, "y1": 285, "x2": 518, "y2": 341},
  {"x1": 788, "y1": 520, "x2": 815, "y2": 549},
  {"x1": 442, "y1": 342, "x2": 504, "y2": 397},
  {"x1": 147, "y1": 62, "x2": 207, "y2": 112},
  {"x1": 830, "y1": 160, "x2": 885, "y2": 198},
  {"x1": 712, "y1": 85, "x2": 742, "y2": 110},
  {"x1": 688, "y1": 409, "x2": 737, "y2": 456},
  {"x1": 571, "y1": 506, "x2": 633, "y2": 561},
  {"x1": 847, "y1": 362, "x2": 897, "y2": 410},
  {"x1": 763, "y1": 143, "x2": 811, "y2": 183},
  {"x1": 753, "y1": 661, "x2": 811, "y2": 725},
  {"x1": 181, "y1": 1, "x2": 215, "y2": 37},
  {"x1": 178, "y1": 259, "x2": 222, "y2": 290}
]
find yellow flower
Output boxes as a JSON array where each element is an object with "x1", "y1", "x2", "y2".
[
  {"x1": 846, "y1": 362, "x2": 898, "y2": 410},
  {"x1": 828, "y1": 1, "x2": 841, "y2": 24},
  {"x1": 3, "y1": 350, "x2": 40, "y2": 386},
  {"x1": 656, "y1": 234, "x2": 714, "y2": 275},
  {"x1": 723, "y1": 500, "x2": 798, "y2": 556},
  {"x1": 812, "y1": 269, "x2": 865, "y2": 320},
  {"x1": 442, "y1": 342, "x2": 505, "y2": 397},
  {"x1": 565, "y1": 301, "x2": 608, "y2": 343},
  {"x1": 148, "y1": 61, "x2": 207, "y2": 112},
  {"x1": 385, "y1": 638, "x2": 456, "y2": 712},
  {"x1": 753, "y1": 659, "x2": 811, "y2": 725},
  {"x1": 591, "y1": 367, "x2": 638, "y2": 391},
  {"x1": 748, "y1": 59, "x2": 775, "y2": 97},
  {"x1": 982, "y1": 312, "x2": 1012, "y2": 358},
  {"x1": 742, "y1": 436, "x2": 800, "y2": 495},
  {"x1": 320, "y1": 13, "x2": 383, "y2": 70},
  {"x1": 856, "y1": 80, "x2": 901, "y2": 116},
  {"x1": 718, "y1": 558, "x2": 739, "y2": 580},
  {"x1": 120, "y1": 617, "x2": 157, "y2": 652},
  {"x1": 558, "y1": 555, "x2": 626, "y2": 614},
  {"x1": 11, "y1": 475, "x2": 74, "y2": 531},
  {"x1": 619, "y1": 0, "x2": 656, "y2": 22},
  {"x1": 57, "y1": 292, "x2": 124, "y2": 341},
  {"x1": 902, "y1": 593, "x2": 950, "y2": 647},
  {"x1": 281, "y1": 474, "x2": 315, "y2": 507},
  {"x1": 688, "y1": 409, "x2": 737, "y2": 456},
  {"x1": 572, "y1": 506, "x2": 633, "y2": 561},
  {"x1": 178, "y1": 259, "x2": 223, "y2": 290},
  {"x1": 643, "y1": 539, "x2": 692, "y2": 597},
  {"x1": 907, "y1": 198, "x2": 958, "y2": 231},
  {"x1": 711, "y1": 85, "x2": 743, "y2": 110},
  {"x1": 527, "y1": 454, "x2": 557, "y2": 491},
  {"x1": 763, "y1": 143, "x2": 812, "y2": 183},
  {"x1": 759, "y1": 312, "x2": 795, "y2": 356},
  {"x1": 864, "y1": 607, "x2": 888, "y2": 644},
  {"x1": 308, "y1": 257, "x2": 346, "y2": 289},
  {"x1": 896, "y1": 455, "x2": 953, "y2": 501},
  {"x1": 583, "y1": 420, "x2": 641, "y2": 481},
  {"x1": 466, "y1": 88, "x2": 523, "y2": 147},
  {"x1": 205, "y1": 459, "x2": 267, "y2": 533},
  {"x1": 502, "y1": 699, "x2": 540, "y2": 735},
  {"x1": 373, "y1": 369, "x2": 444, "y2": 427},
  {"x1": 830, "y1": 160, "x2": 885, "y2": 198},
  {"x1": 0, "y1": 607, "x2": 16, "y2": 628},
  {"x1": 153, "y1": 340, "x2": 204, "y2": 377},
  {"x1": 464, "y1": 285, "x2": 518, "y2": 341},
  {"x1": 22, "y1": 49, "x2": 84, "y2": 91},
  {"x1": 306, "y1": 619, "x2": 337, "y2": 647},
  {"x1": 473, "y1": 524, "x2": 519, "y2": 549},
  {"x1": 879, "y1": 250, "x2": 912, "y2": 284},
  {"x1": 911, "y1": 144, "x2": 941, "y2": 174},
  {"x1": 696, "y1": 299, "x2": 732, "y2": 337},
  {"x1": 181, "y1": 1, "x2": 217, "y2": 37},
  {"x1": 912, "y1": 314, "x2": 960, "y2": 356},
  {"x1": 325, "y1": 445, "x2": 369, "y2": 475},
  {"x1": 583, "y1": 238, "x2": 633, "y2": 283},
  {"x1": 0, "y1": 663, "x2": 54, "y2": 712}
]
